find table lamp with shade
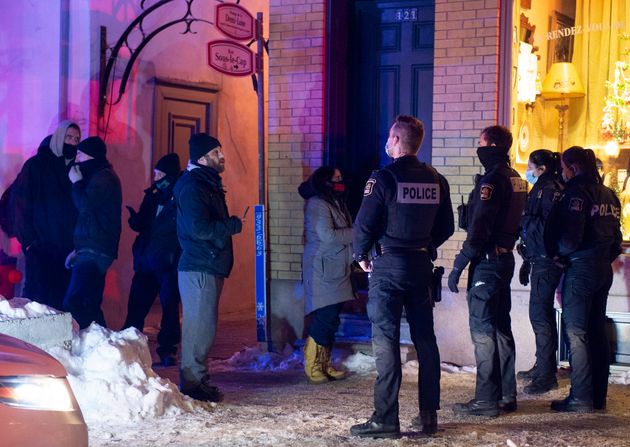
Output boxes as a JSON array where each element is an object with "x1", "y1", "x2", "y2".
[{"x1": 541, "y1": 62, "x2": 585, "y2": 151}]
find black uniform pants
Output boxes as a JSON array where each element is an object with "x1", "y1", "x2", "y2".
[
  {"x1": 63, "y1": 250, "x2": 112, "y2": 329},
  {"x1": 561, "y1": 258, "x2": 612, "y2": 407},
  {"x1": 367, "y1": 252, "x2": 439, "y2": 425},
  {"x1": 529, "y1": 258, "x2": 563, "y2": 379},
  {"x1": 123, "y1": 269, "x2": 181, "y2": 357},
  {"x1": 308, "y1": 302, "x2": 344, "y2": 347},
  {"x1": 23, "y1": 246, "x2": 71, "y2": 311},
  {"x1": 467, "y1": 253, "x2": 516, "y2": 402}
]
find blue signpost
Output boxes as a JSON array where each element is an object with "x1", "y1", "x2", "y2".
[{"x1": 254, "y1": 204, "x2": 267, "y2": 343}]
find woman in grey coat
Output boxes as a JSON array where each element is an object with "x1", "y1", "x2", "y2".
[{"x1": 299, "y1": 166, "x2": 354, "y2": 384}]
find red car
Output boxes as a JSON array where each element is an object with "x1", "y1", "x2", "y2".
[{"x1": 0, "y1": 333, "x2": 88, "y2": 447}]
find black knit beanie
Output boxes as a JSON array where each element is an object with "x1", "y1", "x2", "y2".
[
  {"x1": 189, "y1": 133, "x2": 221, "y2": 162},
  {"x1": 154, "y1": 153, "x2": 181, "y2": 178},
  {"x1": 77, "y1": 136, "x2": 107, "y2": 160}
]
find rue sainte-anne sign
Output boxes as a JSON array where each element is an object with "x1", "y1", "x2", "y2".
[{"x1": 208, "y1": 3, "x2": 255, "y2": 76}]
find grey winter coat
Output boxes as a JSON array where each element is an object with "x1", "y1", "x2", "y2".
[{"x1": 301, "y1": 195, "x2": 354, "y2": 314}]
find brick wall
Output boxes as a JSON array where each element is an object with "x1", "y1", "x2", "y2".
[
  {"x1": 433, "y1": 0, "x2": 501, "y2": 269},
  {"x1": 268, "y1": 0, "x2": 326, "y2": 281}
]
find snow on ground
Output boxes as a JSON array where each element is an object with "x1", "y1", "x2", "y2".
[{"x1": 0, "y1": 296, "x2": 62, "y2": 320}]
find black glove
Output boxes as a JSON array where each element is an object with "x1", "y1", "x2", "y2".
[
  {"x1": 519, "y1": 261, "x2": 531, "y2": 286},
  {"x1": 228, "y1": 216, "x2": 243, "y2": 235},
  {"x1": 448, "y1": 253, "x2": 470, "y2": 293}
]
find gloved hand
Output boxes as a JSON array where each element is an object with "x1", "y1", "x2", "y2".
[
  {"x1": 228, "y1": 216, "x2": 243, "y2": 235},
  {"x1": 68, "y1": 165, "x2": 83, "y2": 184},
  {"x1": 448, "y1": 253, "x2": 470, "y2": 293},
  {"x1": 65, "y1": 249, "x2": 78, "y2": 269},
  {"x1": 519, "y1": 261, "x2": 531, "y2": 286}
]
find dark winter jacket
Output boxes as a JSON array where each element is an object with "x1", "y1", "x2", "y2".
[
  {"x1": 72, "y1": 159, "x2": 122, "y2": 259},
  {"x1": 129, "y1": 183, "x2": 180, "y2": 272},
  {"x1": 12, "y1": 136, "x2": 77, "y2": 255},
  {"x1": 174, "y1": 165, "x2": 242, "y2": 277},
  {"x1": 520, "y1": 173, "x2": 563, "y2": 261}
]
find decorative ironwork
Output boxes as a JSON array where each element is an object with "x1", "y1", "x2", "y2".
[{"x1": 99, "y1": 0, "x2": 227, "y2": 116}]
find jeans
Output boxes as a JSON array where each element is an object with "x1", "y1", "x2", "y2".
[
  {"x1": 467, "y1": 253, "x2": 516, "y2": 402},
  {"x1": 63, "y1": 249, "x2": 113, "y2": 329},
  {"x1": 308, "y1": 302, "x2": 344, "y2": 346},
  {"x1": 123, "y1": 269, "x2": 181, "y2": 357},
  {"x1": 562, "y1": 259, "x2": 612, "y2": 407},
  {"x1": 178, "y1": 270, "x2": 224, "y2": 390},
  {"x1": 529, "y1": 258, "x2": 563, "y2": 378},
  {"x1": 367, "y1": 252, "x2": 440, "y2": 425}
]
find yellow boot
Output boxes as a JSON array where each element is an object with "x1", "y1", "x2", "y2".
[
  {"x1": 304, "y1": 336, "x2": 329, "y2": 384},
  {"x1": 322, "y1": 345, "x2": 346, "y2": 380}
]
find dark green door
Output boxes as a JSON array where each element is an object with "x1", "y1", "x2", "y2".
[{"x1": 345, "y1": 0, "x2": 435, "y2": 214}]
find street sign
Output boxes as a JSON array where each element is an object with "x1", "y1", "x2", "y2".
[
  {"x1": 215, "y1": 3, "x2": 255, "y2": 41},
  {"x1": 207, "y1": 40, "x2": 254, "y2": 77}
]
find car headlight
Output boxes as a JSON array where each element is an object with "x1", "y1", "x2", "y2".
[{"x1": 0, "y1": 376, "x2": 75, "y2": 411}]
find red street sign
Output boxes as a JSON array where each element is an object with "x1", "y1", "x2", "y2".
[
  {"x1": 207, "y1": 40, "x2": 254, "y2": 77},
  {"x1": 215, "y1": 3, "x2": 255, "y2": 41}
]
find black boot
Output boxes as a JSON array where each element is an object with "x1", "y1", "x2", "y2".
[
  {"x1": 498, "y1": 396, "x2": 517, "y2": 413},
  {"x1": 452, "y1": 399, "x2": 499, "y2": 417},
  {"x1": 516, "y1": 364, "x2": 538, "y2": 381},
  {"x1": 551, "y1": 396, "x2": 593, "y2": 413},
  {"x1": 411, "y1": 410, "x2": 437, "y2": 435},
  {"x1": 523, "y1": 376, "x2": 558, "y2": 395},
  {"x1": 350, "y1": 416, "x2": 400, "y2": 439}
]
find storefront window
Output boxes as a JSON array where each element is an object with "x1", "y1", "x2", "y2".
[{"x1": 511, "y1": 0, "x2": 630, "y2": 238}]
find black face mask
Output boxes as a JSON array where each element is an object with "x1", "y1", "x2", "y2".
[
  {"x1": 476, "y1": 146, "x2": 494, "y2": 167},
  {"x1": 63, "y1": 143, "x2": 77, "y2": 159},
  {"x1": 156, "y1": 178, "x2": 171, "y2": 191}
]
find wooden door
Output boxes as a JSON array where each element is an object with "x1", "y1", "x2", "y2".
[{"x1": 153, "y1": 81, "x2": 219, "y2": 166}]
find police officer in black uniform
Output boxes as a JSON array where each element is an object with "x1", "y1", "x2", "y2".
[
  {"x1": 517, "y1": 149, "x2": 564, "y2": 394},
  {"x1": 350, "y1": 115, "x2": 454, "y2": 439},
  {"x1": 548, "y1": 146, "x2": 621, "y2": 413},
  {"x1": 448, "y1": 125, "x2": 527, "y2": 417}
]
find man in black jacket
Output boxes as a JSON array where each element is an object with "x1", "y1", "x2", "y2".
[
  {"x1": 12, "y1": 121, "x2": 80, "y2": 309},
  {"x1": 63, "y1": 136, "x2": 122, "y2": 329},
  {"x1": 174, "y1": 133, "x2": 242, "y2": 402},
  {"x1": 123, "y1": 153, "x2": 182, "y2": 367},
  {"x1": 448, "y1": 125, "x2": 527, "y2": 417}
]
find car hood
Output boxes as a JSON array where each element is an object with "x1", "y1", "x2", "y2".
[{"x1": 0, "y1": 334, "x2": 66, "y2": 377}]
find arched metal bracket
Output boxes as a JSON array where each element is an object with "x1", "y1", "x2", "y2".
[{"x1": 99, "y1": 0, "x2": 225, "y2": 117}]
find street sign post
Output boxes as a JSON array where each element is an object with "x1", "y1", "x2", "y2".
[
  {"x1": 207, "y1": 40, "x2": 254, "y2": 76},
  {"x1": 215, "y1": 3, "x2": 255, "y2": 41}
]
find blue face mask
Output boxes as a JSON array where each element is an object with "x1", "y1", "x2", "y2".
[{"x1": 525, "y1": 170, "x2": 538, "y2": 185}]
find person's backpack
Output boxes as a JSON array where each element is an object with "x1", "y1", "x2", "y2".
[{"x1": 0, "y1": 180, "x2": 17, "y2": 238}]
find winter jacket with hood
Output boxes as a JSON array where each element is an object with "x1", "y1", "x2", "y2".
[
  {"x1": 12, "y1": 129, "x2": 77, "y2": 255},
  {"x1": 298, "y1": 178, "x2": 354, "y2": 315}
]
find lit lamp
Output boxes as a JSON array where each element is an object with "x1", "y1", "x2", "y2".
[{"x1": 541, "y1": 62, "x2": 585, "y2": 151}]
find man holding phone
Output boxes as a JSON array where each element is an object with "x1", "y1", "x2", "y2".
[{"x1": 174, "y1": 133, "x2": 243, "y2": 402}]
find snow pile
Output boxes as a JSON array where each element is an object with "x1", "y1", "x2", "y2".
[
  {"x1": 343, "y1": 351, "x2": 376, "y2": 375},
  {"x1": 610, "y1": 369, "x2": 630, "y2": 385},
  {"x1": 212, "y1": 344, "x2": 303, "y2": 372},
  {"x1": 0, "y1": 296, "x2": 62, "y2": 321},
  {"x1": 441, "y1": 362, "x2": 477, "y2": 374},
  {"x1": 47, "y1": 324, "x2": 196, "y2": 422}
]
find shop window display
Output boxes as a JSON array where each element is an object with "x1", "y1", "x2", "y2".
[{"x1": 511, "y1": 0, "x2": 630, "y2": 238}]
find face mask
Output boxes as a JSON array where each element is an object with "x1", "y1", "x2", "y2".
[
  {"x1": 525, "y1": 170, "x2": 538, "y2": 185},
  {"x1": 331, "y1": 181, "x2": 345, "y2": 194},
  {"x1": 385, "y1": 140, "x2": 394, "y2": 158},
  {"x1": 63, "y1": 143, "x2": 77, "y2": 159},
  {"x1": 156, "y1": 178, "x2": 171, "y2": 191},
  {"x1": 476, "y1": 146, "x2": 495, "y2": 167}
]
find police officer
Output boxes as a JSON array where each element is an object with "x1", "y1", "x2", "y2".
[
  {"x1": 350, "y1": 115, "x2": 454, "y2": 439},
  {"x1": 548, "y1": 146, "x2": 621, "y2": 413},
  {"x1": 517, "y1": 149, "x2": 564, "y2": 394},
  {"x1": 448, "y1": 125, "x2": 526, "y2": 417}
]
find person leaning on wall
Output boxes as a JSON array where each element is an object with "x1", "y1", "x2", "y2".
[
  {"x1": 11, "y1": 120, "x2": 81, "y2": 310},
  {"x1": 298, "y1": 165, "x2": 354, "y2": 384}
]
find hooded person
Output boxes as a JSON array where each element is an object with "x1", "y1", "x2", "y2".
[
  {"x1": 62, "y1": 136, "x2": 122, "y2": 329},
  {"x1": 122, "y1": 152, "x2": 182, "y2": 367},
  {"x1": 298, "y1": 166, "x2": 354, "y2": 384},
  {"x1": 174, "y1": 133, "x2": 243, "y2": 402},
  {"x1": 11, "y1": 120, "x2": 81, "y2": 309}
]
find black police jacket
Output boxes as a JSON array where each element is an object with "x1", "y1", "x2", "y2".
[
  {"x1": 353, "y1": 155, "x2": 454, "y2": 257},
  {"x1": 550, "y1": 174, "x2": 622, "y2": 262},
  {"x1": 173, "y1": 166, "x2": 242, "y2": 278},
  {"x1": 461, "y1": 150, "x2": 527, "y2": 260},
  {"x1": 520, "y1": 173, "x2": 564, "y2": 261},
  {"x1": 129, "y1": 184, "x2": 181, "y2": 273}
]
